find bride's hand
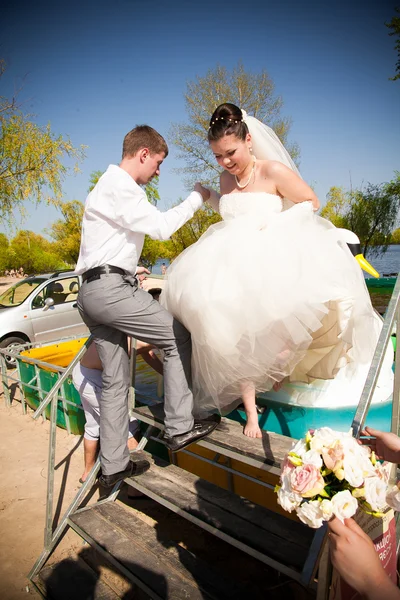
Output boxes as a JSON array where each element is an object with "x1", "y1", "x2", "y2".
[{"x1": 194, "y1": 183, "x2": 210, "y2": 202}]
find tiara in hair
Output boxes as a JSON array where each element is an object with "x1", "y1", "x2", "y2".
[{"x1": 209, "y1": 117, "x2": 243, "y2": 129}]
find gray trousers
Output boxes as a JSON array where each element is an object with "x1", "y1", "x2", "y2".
[{"x1": 77, "y1": 273, "x2": 194, "y2": 475}]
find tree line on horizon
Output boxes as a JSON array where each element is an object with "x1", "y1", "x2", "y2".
[{"x1": 1, "y1": 41, "x2": 399, "y2": 274}]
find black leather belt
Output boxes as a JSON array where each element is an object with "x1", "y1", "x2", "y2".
[{"x1": 82, "y1": 265, "x2": 126, "y2": 283}]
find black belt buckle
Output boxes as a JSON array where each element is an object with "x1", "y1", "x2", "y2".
[{"x1": 82, "y1": 264, "x2": 125, "y2": 284}]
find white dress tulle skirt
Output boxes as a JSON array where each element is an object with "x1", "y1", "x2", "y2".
[{"x1": 162, "y1": 193, "x2": 380, "y2": 416}]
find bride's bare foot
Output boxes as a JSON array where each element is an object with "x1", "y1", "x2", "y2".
[
  {"x1": 272, "y1": 376, "x2": 289, "y2": 392},
  {"x1": 243, "y1": 410, "x2": 262, "y2": 439}
]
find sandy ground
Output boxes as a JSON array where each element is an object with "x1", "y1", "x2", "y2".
[
  {"x1": 0, "y1": 276, "x2": 88, "y2": 598},
  {"x1": 0, "y1": 391, "x2": 92, "y2": 599}
]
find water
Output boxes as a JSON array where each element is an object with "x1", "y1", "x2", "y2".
[
  {"x1": 151, "y1": 258, "x2": 170, "y2": 275},
  {"x1": 150, "y1": 246, "x2": 399, "y2": 277},
  {"x1": 365, "y1": 245, "x2": 400, "y2": 277}
]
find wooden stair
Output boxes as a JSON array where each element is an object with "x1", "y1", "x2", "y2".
[
  {"x1": 67, "y1": 501, "x2": 258, "y2": 600},
  {"x1": 131, "y1": 403, "x2": 295, "y2": 475},
  {"x1": 30, "y1": 402, "x2": 325, "y2": 598},
  {"x1": 124, "y1": 452, "x2": 314, "y2": 577}
]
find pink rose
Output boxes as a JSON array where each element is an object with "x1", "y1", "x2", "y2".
[
  {"x1": 322, "y1": 441, "x2": 344, "y2": 472},
  {"x1": 281, "y1": 457, "x2": 295, "y2": 477},
  {"x1": 290, "y1": 464, "x2": 325, "y2": 498}
]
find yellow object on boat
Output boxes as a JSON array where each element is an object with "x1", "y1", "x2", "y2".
[
  {"x1": 20, "y1": 337, "x2": 88, "y2": 370},
  {"x1": 356, "y1": 254, "x2": 380, "y2": 279}
]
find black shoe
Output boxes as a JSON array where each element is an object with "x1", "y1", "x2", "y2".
[
  {"x1": 162, "y1": 415, "x2": 221, "y2": 452},
  {"x1": 98, "y1": 451, "x2": 151, "y2": 488}
]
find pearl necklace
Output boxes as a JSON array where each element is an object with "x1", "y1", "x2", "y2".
[{"x1": 235, "y1": 157, "x2": 256, "y2": 189}]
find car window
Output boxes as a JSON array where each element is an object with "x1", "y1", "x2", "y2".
[
  {"x1": 32, "y1": 277, "x2": 80, "y2": 309},
  {"x1": 0, "y1": 279, "x2": 44, "y2": 307}
]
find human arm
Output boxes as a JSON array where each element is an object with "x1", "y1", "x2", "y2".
[
  {"x1": 136, "y1": 266, "x2": 151, "y2": 276},
  {"x1": 205, "y1": 188, "x2": 221, "y2": 213},
  {"x1": 265, "y1": 161, "x2": 320, "y2": 211},
  {"x1": 136, "y1": 343, "x2": 163, "y2": 375},
  {"x1": 328, "y1": 517, "x2": 400, "y2": 600},
  {"x1": 91, "y1": 171, "x2": 209, "y2": 241},
  {"x1": 360, "y1": 427, "x2": 400, "y2": 464}
]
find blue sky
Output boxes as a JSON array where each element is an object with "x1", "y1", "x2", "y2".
[{"x1": 1, "y1": 0, "x2": 399, "y2": 237}]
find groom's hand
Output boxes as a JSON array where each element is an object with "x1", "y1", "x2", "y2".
[
  {"x1": 194, "y1": 183, "x2": 210, "y2": 202},
  {"x1": 136, "y1": 267, "x2": 151, "y2": 276}
]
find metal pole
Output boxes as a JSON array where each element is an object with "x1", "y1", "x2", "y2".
[
  {"x1": 32, "y1": 336, "x2": 94, "y2": 420},
  {"x1": 60, "y1": 382, "x2": 71, "y2": 435},
  {"x1": 15, "y1": 359, "x2": 26, "y2": 414},
  {"x1": 129, "y1": 336, "x2": 137, "y2": 410},
  {"x1": 0, "y1": 354, "x2": 10, "y2": 407},
  {"x1": 44, "y1": 392, "x2": 58, "y2": 548},
  {"x1": 352, "y1": 275, "x2": 400, "y2": 438},
  {"x1": 391, "y1": 300, "x2": 400, "y2": 436}
]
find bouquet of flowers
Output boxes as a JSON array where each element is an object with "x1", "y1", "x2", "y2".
[{"x1": 275, "y1": 427, "x2": 396, "y2": 529}]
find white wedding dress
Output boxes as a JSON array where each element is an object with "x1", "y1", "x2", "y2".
[{"x1": 162, "y1": 192, "x2": 381, "y2": 416}]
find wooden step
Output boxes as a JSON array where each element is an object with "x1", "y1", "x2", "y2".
[
  {"x1": 33, "y1": 555, "x2": 122, "y2": 600},
  {"x1": 132, "y1": 403, "x2": 295, "y2": 474},
  {"x1": 69, "y1": 500, "x2": 254, "y2": 600},
  {"x1": 124, "y1": 452, "x2": 317, "y2": 583}
]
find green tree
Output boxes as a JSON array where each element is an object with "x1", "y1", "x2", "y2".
[
  {"x1": 0, "y1": 60, "x2": 86, "y2": 221},
  {"x1": 321, "y1": 174, "x2": 400, "y2": 257},
  {"x1": 320, "y1": 187, "x2": 348, "y2": 228},
  {"x1": 7, "y1": 230, "x2": 67, "y2": 274},
  {"x1": 47, "y1": 200, "x2": 85, "y2": 265},
  {"x1": 0, "y1": 232, "x2": 9, "y2": 272},
  {"x1": 391, "y1": 227, "x2": 400, "y2": 243},
  {"x1": 386, "y1": 7, "x2": 400, "y2": 81},
  {"x1": 169, "y1": 62, "x2": 299, "y2": 189},
  {"x1": 88, "y1": 170, "x2": 103, "y2": 192}
]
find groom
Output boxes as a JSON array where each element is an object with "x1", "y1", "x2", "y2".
[{"x1": 76, "y1": 125, "x2": 220, "y2": 488}]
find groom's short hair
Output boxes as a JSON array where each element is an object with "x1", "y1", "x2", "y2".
[{"x1": 122, "y1": 125, "x2": 168, "y2": 158}]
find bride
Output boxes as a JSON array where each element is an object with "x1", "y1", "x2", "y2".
[{"x1": 162, "y1": 103, "x2": 380, "y2": 438}]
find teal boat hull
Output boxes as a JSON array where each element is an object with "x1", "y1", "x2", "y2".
[{"x1": 228, "y1": 398, "x2": 392, "y2": 440}]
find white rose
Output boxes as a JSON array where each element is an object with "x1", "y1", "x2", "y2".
[
  {"x1": 343, "y1": 454, "x2": 365, "y2": 488},
  {"x1": 386, "y1": 484, "x2": 400, "y2": 511},
  {"x1": 343, "y1": 447, "x2": 375, "y2": 487},
  {"x1": 320, "y1": 499, "x2": 333, "y2": 521},
  {"x1": 341, "y1": 433, "x2": 363, "y2": 453},
  {"x1": 277, "y1": 472, "x2": 303, "y2": 513},
  {"x1": 303, "y1": 450, "x2": 323, "y2": 469},
  {"x1": 277, "y1": 488, "x2": 302, "y2": 513},
  {"x1": 296, "y1": 500, "x2": 324, "y2": 529},
  {"x1": 291, "y1": 438, "x2": 308, "y2": 458},
  {"x1": 364, "y1": 477, "x2": 387, "y2": 512},
  {"x1": 375, "y1": 462, "x2": 391, "y2": 484},
  {"x1": 310, "y1": 428, "x2": 338, "y2": 453},
  {"x1": 331, "y1": 490, "x2": 358, "y2": 522}
]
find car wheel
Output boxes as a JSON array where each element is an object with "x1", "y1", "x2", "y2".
[{"x1": 0, "y1": 336, "x2": 28, "y2": 369}]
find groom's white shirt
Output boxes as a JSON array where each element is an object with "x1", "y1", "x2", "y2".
[{"x1": 76, "y1": 164, "x2": 202, "y2": 276}]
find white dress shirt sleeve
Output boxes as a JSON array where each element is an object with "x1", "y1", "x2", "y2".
[{"x1": 111, "y1": 183, "x2": 203, "y2": 240}]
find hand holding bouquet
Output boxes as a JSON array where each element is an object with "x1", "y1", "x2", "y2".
[{"x1": 275, "y1": 427, "x2": 397, "y2": 529}]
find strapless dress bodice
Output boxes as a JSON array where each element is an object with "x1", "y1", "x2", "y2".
[{"x1": 219, "y1": 192, "x2": 283, "y2": 222}]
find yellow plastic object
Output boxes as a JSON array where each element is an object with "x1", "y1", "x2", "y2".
[
  {"x1": 356, "y1": 254, "x2": 380, "y2": 279},
  {"x1": 174, "y1": 444, "x2": 299, "y2": 521},
  {"x1": 20, "y1": 337, "x2": 88, "y2": 371}
]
